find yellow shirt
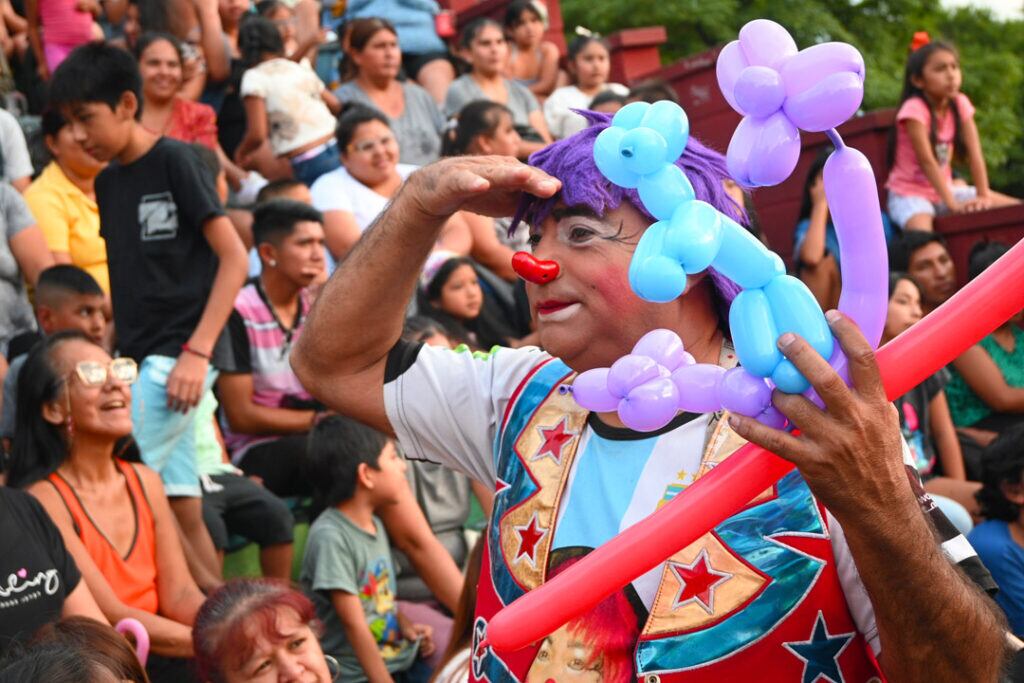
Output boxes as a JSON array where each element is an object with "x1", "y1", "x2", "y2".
[{"x1": 24, "y1": 162, "x2": 108, "y2": 293}]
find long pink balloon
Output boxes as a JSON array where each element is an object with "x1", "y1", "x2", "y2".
[{"x1": 486, "y1": 238, "x2": 1024, "y2": 653}]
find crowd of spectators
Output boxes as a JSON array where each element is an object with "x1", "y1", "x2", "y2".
[{"x1": 0, "y1": 0, "x2": 1019, "y2": 681}]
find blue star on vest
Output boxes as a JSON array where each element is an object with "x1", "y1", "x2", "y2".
[{"x1": 783, "y1": 611, "x2": 854, "y2": 683}]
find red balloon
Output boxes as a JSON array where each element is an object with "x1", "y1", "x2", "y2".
[
  {"x1": 512, "y1": 251, "x2": 559, "y2": 284},
  {"x1": 485, "y1": 238, "x2": 1024, "y2": 653}
]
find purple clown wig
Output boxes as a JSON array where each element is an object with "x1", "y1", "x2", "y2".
[{"x1": 513, "y1": 110, "x2": 744, "y2": 327}]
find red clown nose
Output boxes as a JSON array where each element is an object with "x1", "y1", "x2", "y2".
[{"x1": 512, "y1": 252, "x2": 559, "y2": 284}]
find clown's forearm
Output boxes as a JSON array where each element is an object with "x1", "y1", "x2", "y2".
[{"x1": 837, "y1": 490, "x2": 1007, "y2": 681}]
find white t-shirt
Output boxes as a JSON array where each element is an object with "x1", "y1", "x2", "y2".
[
  {"x1": 543, "y1": 83, "x2": 629, "y2": 139},
  {"x1": 239, "y1": 58, "x2": 336, "y2": 156},
  {"x1": 309, "y1": 163, "x2": 417, "y2": 233},
  {"x1": 382, "y1": 343, "x2": 883, "y2": 654}
]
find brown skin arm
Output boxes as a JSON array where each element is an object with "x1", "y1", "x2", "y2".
[
  {"x1": 24, "y1": 0, "x2": 45, "y2": 80},
  {"x1": 463, "y1": 211, "x2": 517, "y2": 281},
  {"x1": 217, "y1": 373, "x2": 316, "y2": 435},
  {"x1": 236, "y1": 96, "x2": 270, "y2": 169},
  {"x1": 952, "y1": 343, "x2": 1024, "y2": 413},
  {"x1": 331, "y1": 591, "x2": 395, "y2": 682},
  {"x1": 377, "y1": 486, "x2": 462, "y2": 612},
  {"x1": 905, "y1": 118, "x2": 958, "y2": 209},
  {"x1": 9, "y1": 224, "x2": 56, "y2": 284},
  {"x1": 960, "y1": 114, "x2": 992, "y2": 198},
  {"x1": 729, "y1": 313, "x2": 1008, "y2": 681},
  {"x1": 290, "y1": 156, "x2": 559, "y2": 434},
  {"x1": 28, "y1": 482, "x2": 197, "y2": 657},
  {"x1": 528, "y1": 42, "x2": 561, "y2": 98},
  {"x1": 929, "y1": 390, "x2": 968, "y2": 481}
]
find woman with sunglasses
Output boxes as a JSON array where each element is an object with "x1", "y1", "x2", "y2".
[
  {"x1": 311, "y1": 105, "x2": 473, "y2": 263},
  {"x1": 8, "y1": 331, "x2": 207, "y2": 683}
]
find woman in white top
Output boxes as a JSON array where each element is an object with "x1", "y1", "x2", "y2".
[
  {"x1": 310, "y1": 106, "x2": 472, "y2": 263},
  {"x1": 544, "y1": 35, "x2": 628, "y2": 140},
  {"x1": 235, "y1": 16, "x2": 342, "y2": 187},
  {"x1": 444, "y1": 19, "x2": 551, "y2": 159}
]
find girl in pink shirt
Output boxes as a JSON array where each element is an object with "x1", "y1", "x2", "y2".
[
  {"x1": 885, "y1": 38, "x2": 1018, "y2": 231},
  {"x1": 26, "y1": 0, "x2": 98, "y2": 79}
]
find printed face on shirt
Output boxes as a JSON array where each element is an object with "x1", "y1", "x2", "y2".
[
  {"x1": 342, "y1": 120, "x2": 399, "y2": 188},
  {"x1": 884, "y1": 277, "x2": 923, "y2": 342},
  {"x1": 913, "y1": 48, "x2": 962, "y2": 102},
  {"x1": 571, "y1": 41, "x2": 611, "y2": 91},
  {"x1": 525, "y1": 624, "x2": 604, "y2": 683},
  {"x1": 526, "y1": 201, "x2": 712, "y2": 372},
  {"x1": 436, "y1": 263, "x2": 483, "y2": 321},
  {"x1": 907, "y1": 241, "x2": 957, "y2": 309},
  {"x1": 62, "y1": 97, "x2": 136, "y2": 163},
  {"x1": 352, "y1": 28, "x2": 401, "y2": 80},
  {"x1": 138, "y1": 37, "x2": 183, "y2": 103},
  {"x1": 229, "y1": 608, "x2": 332, "y2": 683},
  {"x1": 48, "y1": 339, "x2": 134, "y2": 441}
]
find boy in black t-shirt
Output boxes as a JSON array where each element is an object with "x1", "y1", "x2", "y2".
[{"x1": 47, "y1": 43, "x2": 248, "y2": 590}]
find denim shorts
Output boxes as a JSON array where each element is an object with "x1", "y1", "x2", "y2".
[
  {"x1": 289, "y1": 140, "x2": 341, "y2": 188},
  {"x1": 131, "y1": 355, "x2": 218, "y2": 498},
  {"x1": 887, "y1": 184, "x2": 977, "y2": 229}
]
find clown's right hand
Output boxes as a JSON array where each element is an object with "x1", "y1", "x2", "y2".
[{"x1": 404, "y1": 155, "x2": 561, "y2": 222}]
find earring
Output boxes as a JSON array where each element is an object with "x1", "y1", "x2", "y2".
[{"x1": 268, "y1": 259, "x2": 277, "y2": 267}]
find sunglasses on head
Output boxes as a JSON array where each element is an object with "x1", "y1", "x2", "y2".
[{"x1": 70, "y1": 358, "x2": 138, "y2": 387}]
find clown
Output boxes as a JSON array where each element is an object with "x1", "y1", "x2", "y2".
[{"x1": 294, "y1": 109, "x2": 1005, "y2": 680}]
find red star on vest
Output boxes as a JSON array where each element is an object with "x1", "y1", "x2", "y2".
[
  {"x1": 668, "y1": 548, "x2": 733, "y2": 614},
  {"x1": 532, "y1": 419, "x2": 575, "y2": 465},
  {"x1": 513, "y1": 513, "x2": 547, "y2": 568}
]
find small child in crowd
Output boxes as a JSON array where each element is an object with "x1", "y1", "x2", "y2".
[
  {"x1": 503, "y1": 0, "x2": 562, "y2": 101},
  {"x1": 543, "y1": 34, "x2": 627, "y2": 139},
  {"x1": 302, "y1": 415, "x2": 434, "y2": 683},
  {"x1": 442, "y1": 100, "x2": 521, "y2": 158},
  {"x1": 885, "y1": 37, "x2": 1018, "y2": 231}
]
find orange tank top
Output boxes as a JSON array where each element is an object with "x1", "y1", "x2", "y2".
[{"x1": 48, "y1": 460, "x2": 160, "y2": 614}]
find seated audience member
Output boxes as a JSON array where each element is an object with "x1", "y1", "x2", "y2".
[
  {"x1": 24, "y1": 109, "x2": 108, "y2": 293},
  {"x1": 0, "y1": 487, "x2": 105, "y2": 650},
  {"x1": 625, "y1": 78, "x2": 679, "y2": 104},
  {"x1": 794, "y1": 152, "x2": 893, "y2": 311},
  {"x1": 884, "y1": 272, "x2": 980, "y2": 529},
  {"x1": 234, "y1": 16, "x2": 341, "y2": 187},
  {"x1": 339, "y1": 0, "x2": 455, "y2": 105},
  {"x1": 136, "y1": 32, "x2": 247, "y2": 191},
  {"x1": 1, "y1": 181, "x2": 56, "y2": 364},
  {"x1": 2, "y1": 265, "x2": 107, "y2": 441},
  {"x1": 218, "y1": 199, "x2": 326, "y2": 498},
  {"x1": 589, "y1": 88, "x2": 626, "y2": 115},
  {"x1": 256, "y1": 0, "x2": 321, "y2": 63},
  {"x1": 503, "y1": 0, "x2": 562, "y2": 101},
  {"x1": 0, "y1": 106, "x2": 33, "y2": 191},
  {"x1": 946, "y1": 242, "x2": 1024, "y2": 445},
  {"x1": 418, "y1": 252, "x2": 522, "y2": 350},
  {"x1": 8, "y1": 332, "x2": 205, "y2": 682},
  {"x1": 311, "y1": 106, "x2": 472, "y2": 262},
  {"x1": 0, "y1": 617, "x2": 148, "y2": 683},
  {"x1": 193, "y1": 579, "x2": 335, "y2": 683},
  {"x1": 445, "y1": 19, "x2": 551, "y2": 159},
  {"x1": 543, "y1": 35, "x2": 627, "y2": 140},
  {"x1": 431, "y1": 538, "x2": 483, "y2": 683},
  {"x1": 968, "y1": 424, "x2": 1024, "y2": 636},
  {"x1": 334, "y1": 18, "x2": 445, "y2": 167},
  {"x1": 301, "y1": 415, "x2": 435, "y2": 682},
  {"x1": 888, "y1": 229, "x2": 958, "y2": 316},
  {"x1": 391, "y1": 319, "x2": 493, "y2": 554},
  {"x1": 246, "y1": 178, "x2": 315, "y2": 277},
  {"x1": 195, "y1": 385, "x2": 296, "y2": 580}
]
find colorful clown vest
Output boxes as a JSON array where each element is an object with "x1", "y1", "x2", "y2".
[{"x1": 469, "y1": 357, "x2": 883, "y2": 682}]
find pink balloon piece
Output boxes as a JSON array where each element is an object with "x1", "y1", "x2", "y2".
[{"x1": 115, "y1": 618, "x2": 150, "y2": 667}]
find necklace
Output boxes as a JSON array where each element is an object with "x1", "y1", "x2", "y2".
[{"x1": 255, "y1": 280, "x2": 304, "y2": 359}]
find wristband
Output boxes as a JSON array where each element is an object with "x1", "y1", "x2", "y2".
[{"x1": 181, "y1": 343, "x2": 211, "y2": 361}]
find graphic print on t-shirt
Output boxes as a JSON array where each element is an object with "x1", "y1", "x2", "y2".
[
  {"x1": 138, "y1": 192, "x2": 179, "y2": 241},
  {"x1": 359, "y1": 557, "x2": 404, "y2": 659},
  {"x1": 0, "y1": 564, "x2": 61, "y2": 610}
]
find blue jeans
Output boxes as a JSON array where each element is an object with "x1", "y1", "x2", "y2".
[{"x1": 290, "y1": 141, "x2": 341, "y2": 187}]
